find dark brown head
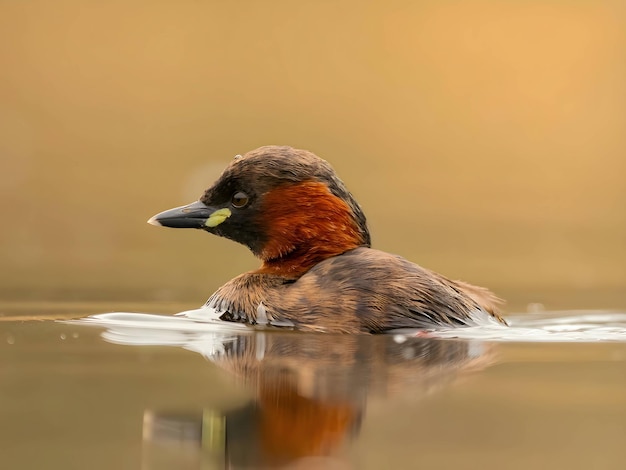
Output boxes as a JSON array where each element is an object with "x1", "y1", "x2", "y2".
[{"x1": 149, "y1": 146, "x2": 370, "y2": 276}]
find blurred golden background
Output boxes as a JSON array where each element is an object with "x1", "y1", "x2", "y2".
[{"x1": 1, "y1": 1, "x2": 624, "y2": 311}]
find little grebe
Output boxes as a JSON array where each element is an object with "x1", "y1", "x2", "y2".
[{"x1": 148, "y1": 145, "x2": 505, "y2": 333}]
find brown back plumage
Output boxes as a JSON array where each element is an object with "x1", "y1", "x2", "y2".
[{"x1": 208, "y1": 247, "x2": 506, "y2": 333}]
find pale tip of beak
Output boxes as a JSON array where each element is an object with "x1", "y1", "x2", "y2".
[{"x1": 147, "y1": 216, "x2": 162, "y2": 226}]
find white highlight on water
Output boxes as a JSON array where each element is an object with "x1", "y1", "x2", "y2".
[
  {"x1": 391, "y1": 310, "x2": 626, "y2": 343},
  {"x1": 68, "y1": 307, "x2": 626, "y2": 347}
]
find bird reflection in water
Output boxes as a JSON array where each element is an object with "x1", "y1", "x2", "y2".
[{"x1": 92, "y1": 317, "x2": 493, "y2": 469}]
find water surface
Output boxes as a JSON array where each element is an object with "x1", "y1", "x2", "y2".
[{"x1": 1, "y1": 302, "x2": 625, "y2": 469}]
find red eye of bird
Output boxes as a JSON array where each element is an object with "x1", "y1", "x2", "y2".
[{"x1": 231, "y1": 191, "x2": 249, "y2": 208}]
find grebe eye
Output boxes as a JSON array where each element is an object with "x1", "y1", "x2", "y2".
[{"x1": 231, "y1": 191, "x2": 249, "y2": 208}]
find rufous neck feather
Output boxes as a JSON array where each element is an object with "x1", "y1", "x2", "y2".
[{"x1": 256, "y1": 181, "x2": 367, "y2": 276}]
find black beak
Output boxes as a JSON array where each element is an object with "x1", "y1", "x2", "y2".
[{"x1": 147, "y1": 201, "x2": 216, "y2": 229}]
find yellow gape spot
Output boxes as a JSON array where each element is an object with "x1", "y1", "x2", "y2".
[{"x1": 205, "y1": 208, "x2": 232, "y2": 228}]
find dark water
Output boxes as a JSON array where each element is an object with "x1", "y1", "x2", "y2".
[{"x1": 1, "y1": 302, "x2": 625, "y2": 470}]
